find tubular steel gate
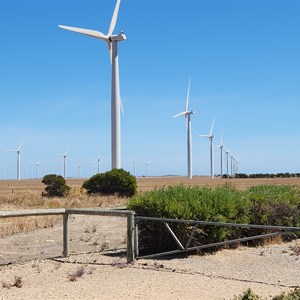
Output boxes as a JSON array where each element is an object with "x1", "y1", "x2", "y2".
[{"x1": 134, "y1": 216, "x2": 300, "y2": 259}]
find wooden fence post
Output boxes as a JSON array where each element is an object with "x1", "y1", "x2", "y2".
[
  {"x1": 127, "y1": 213, "x2": 135, "y2": 263},
  {"x1": 63, "y1": 212, "x2": 69, "y2": 257}
]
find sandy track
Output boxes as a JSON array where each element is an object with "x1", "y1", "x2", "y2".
[{"x1": 0, "y1": 237, "x2": 299, "y2": 300}]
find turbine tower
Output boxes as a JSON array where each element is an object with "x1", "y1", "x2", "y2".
[
  {"x1": 56, "y1": 148, "x2": 69, "y2": 179},
  {"x1": 199, "y1": 118, "x2": 215, "y2": 179},
  {"x1": 173, "y1": 78, "x2": 193, "y2": 180},
  {"x1": 4, "y1": 141, "x2": 23, "y2": 180},
  {"x1": 59, "y1": 0, "x2": 126, "y2": 170}
]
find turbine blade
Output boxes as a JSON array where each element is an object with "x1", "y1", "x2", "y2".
[
  {"x1": 59, "y1": 25, "x2": 107, "y2": 40},
  {"x1": 120, "y1": 96, "x2": 124, "y2": 115},
  {"x1": 107, "y1": 0, "x2": 121, "y2": 37},
  {"x1": 185, "y1": 78, "x2": 191, "y2": 112},
  {"x1": 18, "y1": 140, "x2": 24, "y2": 151},
  {"x1": 3, "y1": 150, "x2": 16, "y2": 152},
  {"x1": 210, "y1": 117, "x2": 215, "y2": 136},
  {"x1": 199, "y1": 135, "x2": 210, "y2": 138},
  {"x1": 173, "y1": 111, "x2": 186, "y2": 118},
  {"x1": 64, "y1": 147, "x2": 69, "y2": 156}
]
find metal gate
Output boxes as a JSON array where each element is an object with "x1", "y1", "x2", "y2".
[{"x1": 134, "y1": 216, "x2": 300, "y2": 259}]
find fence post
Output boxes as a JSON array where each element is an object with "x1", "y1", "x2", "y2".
[
  {"x1": 127, "y1": 213, "x2": 135, "y2": 263},
  {"x1": 63, "y1": 212, "x2": 69, "y2": 257}
]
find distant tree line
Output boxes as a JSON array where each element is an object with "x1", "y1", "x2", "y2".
[{"x1": 224, "y1": 173, "x2": 300, "y2": 179}]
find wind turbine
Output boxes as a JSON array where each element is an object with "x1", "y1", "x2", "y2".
[
  {"x1": 225, "y1": 148, "x2": 230, "y2": 177},
  {"x1": 33, "y1": 161, "x2": 40, "y2": 179},
  {"x1": 97, "y1": 155, "x2": 101, "y2": 174},
  {"x1": 56, "y1": 148, "x2": 69, "y2": 179},
  {"x1": 230, "y1": 155, "x2": 234, "y2": 177},
  {"x1": 215, "y1": 133, "x2": 224, "y2": 177},
  {"x1": 145, "y1": 162, "x2": 149, "y2": 177},
  {"x1": 173, "y1": 78, "x2": 193, "y2": 180},
  {"x1": 78, "y1": 164, "x2": 81, "y2": 178},
  {"x1": 133, "y1": 161, "x2": 136, "y2": 177},
  {"x1": 59, "y1": 0, "x2": 126, "y2": 170},
  {"x1": 199, "y1": 118, "x2": 215, "y2": 179},
  {"x1": 4, "y1": 141, "x2": 23, "y2": 180}
]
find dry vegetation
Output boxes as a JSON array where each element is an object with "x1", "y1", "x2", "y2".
[{"x1": 1, "y1": 176, "x2": 300, "y2": 238}]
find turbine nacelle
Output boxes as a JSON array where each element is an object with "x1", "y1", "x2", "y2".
[{"x1": 110, "y1": 31, "x2": 126, "y2": 41}]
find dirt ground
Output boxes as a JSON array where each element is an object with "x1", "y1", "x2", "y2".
[{"x1": 0, "y1": 177, "x2": 300, "y2": 299}]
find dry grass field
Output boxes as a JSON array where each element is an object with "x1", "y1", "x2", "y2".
[{"x1": 1, "y1": 175, "x2": 300, "y2": 197}]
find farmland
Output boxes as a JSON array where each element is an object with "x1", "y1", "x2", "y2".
[{"x1": 1, "y1": 176, "x2": 300, "y2": 198}]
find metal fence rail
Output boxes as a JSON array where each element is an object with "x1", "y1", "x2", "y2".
[
  {"x1": 0, "y1": 208, "x2": 135, "y2": 263},
  {"x1": 135, "y1": 216, "x2": 300, "y2": 259}
]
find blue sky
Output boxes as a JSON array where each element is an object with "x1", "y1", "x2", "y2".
[{"x1": 0, "y1": 0, "x2": 299, "y2": 179}]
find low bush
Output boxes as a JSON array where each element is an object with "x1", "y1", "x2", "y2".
[
  {"x1": 233, "y1": 288, "x2": 300, "y2": 300},
  {"x1": 42, "y1": 174, "x2": 70, "y2": 197},
  {"x1": 128, "y1": 184, "x2": 300, "y2": 255},
  {"x1": 128, "y1": 185, "x2": 252, "y2": 254},
  {"x1": 82, "y1": 168, "x2": 137, "y2": 198}
]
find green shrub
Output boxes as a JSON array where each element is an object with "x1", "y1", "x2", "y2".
[
  {"x1": 233, "y1": 288, "x2": 300, "y2": 300},
  {"x1": 128, "y1": 184, "x2": 300, "y2": 255},
  {"x1": 233, "y1": 289, "x2": 263, "y2": 300},
  {"x1": 272, "y1": 288, "x2": 300, "y2": 300},
  {"x1": 42, "y1": 174, "x2": 70, "y2": 197},
  {"x1": 245, "y1": 185, "x2": 300, "y2": 240},
  {"x1": 82, "y1": 168, "x2": 137, "y2": 198},
  {"x1": 128, "y1": 185, "x2": 252, "y2": 254}
]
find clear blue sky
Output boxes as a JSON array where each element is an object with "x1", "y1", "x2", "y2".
[{"x1": 0, "y1": 0, "x2": 299, "y2": 179}]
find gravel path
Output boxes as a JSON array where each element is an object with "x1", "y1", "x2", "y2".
[{"x1": 0, "y1": 216, "x2": 299, "y2": 299}]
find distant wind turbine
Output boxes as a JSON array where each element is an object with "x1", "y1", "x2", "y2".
[
  {"x1": 230, "y1": 154, "x2": 234, "y2": 177},
  {"x1": 59, "y1": 0, "x2": 126, "y2": 170},
  {"x1": 56, "y1": 148, "x2": 69, "y2": 179},
  {"x1": 78, "y1": 164, "x2": 81, "y2": 178},
  {"x1": 4, "y1": 141, "x2": 23, "y2": 180},
  {"x1": 216, "y1": 132, "x2": 224, "y2": 177},
  {"x1": 199, "y1": 118, "x2": 215, "y2": 179},
  {"x1": 173, "y1": 78, "x2": 194, "y2": 180},
  {"x1": 225, "y1": 148, "x2": 230, "y2": 177},
  {"x1": 145, "y1": 162, "x2": 149, "y2": 177},
  {"x1": 33, "y1": 161, "x2": 40, "y2": 179},
  {"x1": 133, "y1": 161, "x2": 136, "y2": 177},
  {"x1": 97, "y1": 155, "x2": 101, "y2": 174}
]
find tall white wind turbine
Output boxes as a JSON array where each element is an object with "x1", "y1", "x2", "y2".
[
  {"x1": 199, "y1": 118, "x2": 215, "y2": 179},
  {"x1": 56, "y1": 148, "x2": 69, "y2": 179},
  {"x1": 173, "y1": 78, "x2": 194, "y2": 180},
  {"x1": 4, "y1": 141, "x2": 23, "y2": 180},
  {"x1": 59, "y1": 0, "x2": 126, "y2": 170}
]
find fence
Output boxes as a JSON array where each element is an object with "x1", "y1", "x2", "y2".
[
  {"x1": 134, "y1": 216, "x2": 300, "y2": 259},
  {"x1": 2, "y1": 210, "x2": 300, "y2": 262},
  {"x1": 0, "y1": 208, "x2": 135, "y2": 263}
]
